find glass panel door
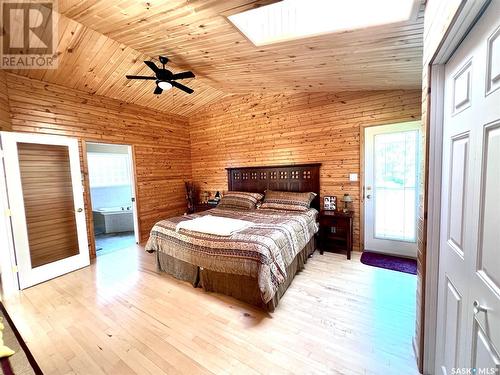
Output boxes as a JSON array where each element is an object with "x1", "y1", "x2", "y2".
[{"x1": 364, "y1": 122, "x2": 420, "y2": 257}]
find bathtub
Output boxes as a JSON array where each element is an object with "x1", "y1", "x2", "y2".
[{"x1": 93, "y1": 206, "x2": 134, "y2": 234}]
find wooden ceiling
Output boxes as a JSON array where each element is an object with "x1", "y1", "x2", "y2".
[
  {"x1": 10, "y1": 0, "x2": 425, "y2": 116},
  {"x1": 9, "y1": 13, "x2": 226, "y2": 116}
]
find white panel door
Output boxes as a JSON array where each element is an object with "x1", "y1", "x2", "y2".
[
  {"x1": 364, "y1": 121, "x2": 420, "y2": 258},
  {"x1": 435, "y1": 2, "x2": 500, "y2": 373},
  {"x1": 1, "y1": 132, "x2": 90, "y2": 289}
]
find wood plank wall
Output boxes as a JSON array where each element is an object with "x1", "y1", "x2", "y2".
[
  {"x1": 415, "y1": 0, "x2": 463, "y2": 371},
  {"x1": 189, "y1": 90, "x2": 422, "y2": 251},
  {"x1": 5, "y1": 73, "x2": 191, "y2": 257},
  {"x1": 0, "y1": 71, "x2": 11, "y2": 130}
]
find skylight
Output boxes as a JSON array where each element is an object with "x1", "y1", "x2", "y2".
[{"x1": 228, "y1": 0, "x2": 418, "y2": 46}]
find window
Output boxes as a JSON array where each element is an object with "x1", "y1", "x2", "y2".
[
  {"x1": 228, "y1": 0, "x2": 418, "y2": 46},
  {"x1": 87, "y1": 153, "x2": 131, "y2": 187},
  {"x1": 373, "y1": 130, "x2": 418, "y2": 242}
]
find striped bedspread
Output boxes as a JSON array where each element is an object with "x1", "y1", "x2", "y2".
[{"x1": 145, "y1": 207, "x2": 319, "y2": 302}]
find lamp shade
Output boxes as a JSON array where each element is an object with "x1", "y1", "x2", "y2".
[{"x1": 342, "y1": 194, "x2": 353, "y2": 202}]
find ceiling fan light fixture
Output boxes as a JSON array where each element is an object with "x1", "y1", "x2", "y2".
[
  {"x1": 126, "y1": 57, "x2": 195, "y2": 94},
  {"x1": 158, "y1": 81, "x2": 172, "y2": 90}
]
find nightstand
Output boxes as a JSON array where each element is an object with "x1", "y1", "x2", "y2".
[
  {"x1": 194, "y1": 202, "x2": 217, "y2": 213},
  {"x1": 319, "y1": 210, "x2": 353, "y2": 259}
]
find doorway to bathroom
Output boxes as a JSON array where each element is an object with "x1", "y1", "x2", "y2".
[{"x1": 86, "y1": 142, "x2": 139, "y2": 256}]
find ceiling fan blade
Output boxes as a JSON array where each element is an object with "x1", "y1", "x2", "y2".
[
  {"x1": 126, "y1": 75, "x2": 156, "y2": 80},
  {"x1": 153, "y1": 86, "x2": 163, "y2": 95},
  {"x1": 144, "y1": 60, "x2": 159, "y2": 73},
  {"x1": 170, "y1": 80, "x2": 194, "y2": 94},
  {"x1": 171, "y1": 71, "x2": 195, "y2": 80}
]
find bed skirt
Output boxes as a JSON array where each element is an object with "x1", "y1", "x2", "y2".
[{"x1": 155, "y1": 236, "x2": 316, "y2": 312}]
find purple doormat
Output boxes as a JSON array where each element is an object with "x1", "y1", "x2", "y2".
[{"x1": 360, "y1": 251, "x2": 417, "y2": 275}]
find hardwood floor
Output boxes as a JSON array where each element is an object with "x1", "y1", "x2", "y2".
[{"x1": 4, "y1": 246, "x2": 418, "y2": 374}]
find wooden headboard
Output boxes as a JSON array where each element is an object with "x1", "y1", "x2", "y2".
[{"x1": 226, "y1": 163, "x2": 321, "y2": 210}]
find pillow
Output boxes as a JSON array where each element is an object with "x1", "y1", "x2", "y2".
[
  {"x1": 217, "y1": 191, "x2": 264, "y2": 210},
  {"x1": 260, "y1": 190, "x2": 316, "y2": 211}
]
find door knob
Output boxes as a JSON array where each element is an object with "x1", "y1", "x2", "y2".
[
  {"x1": 473, "y1": 300, "x2": 487, "y2": 315},
  {"x1": 366, "y1": 194, "x2": 372, "y2": 199},
  {"x1": 76, "y1": 208, "x2": 83, "y2": 213}
]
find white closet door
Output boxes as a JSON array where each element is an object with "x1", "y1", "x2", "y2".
[{"x1": 435, "y1": 2, "x2": 500, "y2": 373}]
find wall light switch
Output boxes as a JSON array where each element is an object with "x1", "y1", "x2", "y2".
[{"x1": 349, "y1": 173, "x2": 358, "y2": 182}]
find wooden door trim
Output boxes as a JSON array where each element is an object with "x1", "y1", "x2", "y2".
[
  {"x1": 83, "y1": 140, "x2": 141, "y2": 259},
  {"x1": 130, "y1": 145, "x2": 141, "y2": 243},
  {"x1": 81, "y1": 140, "x2": 96, "y2": 258}
]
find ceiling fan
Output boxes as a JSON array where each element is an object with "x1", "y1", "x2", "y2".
[{"x1": 126, "y1": 56, "x2": 195, "y2": 94}]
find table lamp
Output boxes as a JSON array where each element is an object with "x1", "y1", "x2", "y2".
[{"x1": 341, "y1": 193, "x2": 353, "y2": 213}]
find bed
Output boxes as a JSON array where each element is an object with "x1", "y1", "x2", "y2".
[{"x1": 145, "y1": 164, "x2": 321, "y2": 311}]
